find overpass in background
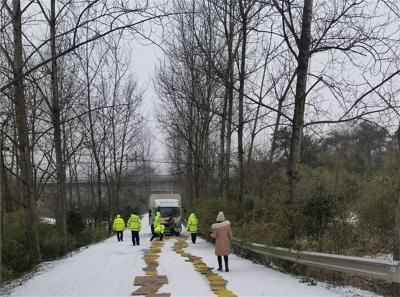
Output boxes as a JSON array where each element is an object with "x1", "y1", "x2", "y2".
[
  {"x1": 40, "y1": 175, "x2": 179, "y2": 210},
  {"x1": 65, "y1": 175, "x2": 177, "y2": 192}
]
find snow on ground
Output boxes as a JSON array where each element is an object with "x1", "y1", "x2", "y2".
[
  {"x1": 2, "y1": 231, "x2": 149, "y2": 296},
  {"x1": 1, "y1": 214, "x2": 382, "y2": 297},
  {"x1": 157, "y1": 239, "x2": 214, "y2": 297},
  {"x1": 182, "y1": 233, "x2": 381, "y2": 297},
  {"x1": 40, "y1": 217, "x2": 56, "y2": 225}
]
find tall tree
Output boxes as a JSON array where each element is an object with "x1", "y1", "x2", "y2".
[
  {"x1": 49, "y1": 0, "x2": 67, "y2": 252},
  {"x1": 12, "y1": 0, "x2": 41, "y2": 265},
  {"x1": 285, "y1": 0, "x2": 314, "y2": 241}
]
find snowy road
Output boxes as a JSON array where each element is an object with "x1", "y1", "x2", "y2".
[{"x1": 2, "y1": 215, "x2": 380, "y2": 297}]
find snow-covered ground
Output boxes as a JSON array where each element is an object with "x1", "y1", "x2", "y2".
[
  {"x1": 40, "y1": 217, "x2": 56, "y2": 225},
  {"x1": 1, "y1": 215, "x2": 381, "y2": 297}
]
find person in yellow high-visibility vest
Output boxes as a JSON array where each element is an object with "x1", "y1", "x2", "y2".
[
  {"x1": 187, "y1": 212, "x2": 198, "y2": 244},
  {"x1": 150, "y1": 223, "x2": 165, "y2": 241},
  {"x1": 153, "y1": 211, "x2": 161, "y2": 226},
  {"x1": 112, "y1": 214, "x2": 125, "y2": 242},
  {"x1": 151, "y1": 211, "x2": 161, "y2": 235},
  {"x1": 127, "y1": 211, "x2": 141, "y2": 246}
]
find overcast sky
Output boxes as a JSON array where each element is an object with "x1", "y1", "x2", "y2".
[{"x1": 130, "y1": 39, "x2": 168, "y2": 174}]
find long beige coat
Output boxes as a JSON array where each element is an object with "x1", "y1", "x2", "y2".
[{"x1": 211, "y1": 220, "x2": 233, "y2": 256}]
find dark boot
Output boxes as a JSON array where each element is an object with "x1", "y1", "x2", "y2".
[
  {"x1": 224, "y1": 256, "x2": 229, "y2": 272},
  {"x1": 217, "y1": 256, "x2": 222, "y2": 271}
]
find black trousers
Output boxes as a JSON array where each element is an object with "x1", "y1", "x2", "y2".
[
  {"x1": 150, "y1": 233, "x2": 164, "y2": 241},
  {"x1": 217, "y1": 256, "x2": 228, "y2": 269},
  {"x1": 131, "y1": 231, "x2": 140, "y2": 245},
  {"x1": 116, "y1": 231, "x2": 123, "y2": 242},
  {"x1": 191, "y1": 233, "x2": 197, "y2": 244},
  {"x1": 151, "y1": 224, "x2": 155, "y2": 235}
]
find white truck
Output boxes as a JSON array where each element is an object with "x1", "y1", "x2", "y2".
[{"x1": 148, "y1": 193, "x2": 182, "y2": 235}]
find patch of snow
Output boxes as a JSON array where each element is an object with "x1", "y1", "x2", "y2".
[
  {"x1": 325, "y1": 284, "x2": 381, "y2": 297},
  {"x1": 40, "y1": 217, "x2": 56, "y2": 225},
  {"x1": 365, "y1": 254, "x2": 394, "y2": 261}
]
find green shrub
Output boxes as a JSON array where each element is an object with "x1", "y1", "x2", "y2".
[
  {"x1": 39, "y1": 223, "x2": 64, "y2": 261},
  {"x1": 1, "y1": 210, "x2": 110, "y2": 283},
  {"x1": 67, "y1": 210, "x2": 85, "y2": 235},
  {"x1": 74, "y1": 227, "x2": 108, "y2": 247},
  {"x1": 301, "y1": 184, "x2": 335, "y2": 246},
  {"x1": 1, "y1": 210, "x2": 31, "y2": 281},
  {"x1": 262, "y1": 196, "x2": 291, "y2": 247}
]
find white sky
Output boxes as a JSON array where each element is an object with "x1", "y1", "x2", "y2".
[{"x1": 130, "y1": 40, "x2": 168, "y2": 173}]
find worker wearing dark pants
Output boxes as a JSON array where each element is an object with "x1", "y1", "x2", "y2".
[
  {"x1": 116, "y1": 231, "x2": 123, "y2": 242},
  {"x1": 131, "y1": 231, "x2": 140, "y2": 245},
  {"x1": 150, "y1": 224, "x2": 165, "y2": 241},
  {"x1": 150, "y1": 232, "x2": 164, "y2": 241},
  {"x1": 149, "y1": 209, "x2": 153, "y2": 234},
  {"x1": 127, "y1": 212, "x2": 141, "y2": 246},
  {"x1": 187, "y1": 212, "x2": 198, "y2": 244},
  {"x1": 112, "y1": 214, "x2": 125, "y2": 242}
]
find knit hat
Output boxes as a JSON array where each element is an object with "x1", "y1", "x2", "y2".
[{"x1": 216, "y1": 211, "x2": 225, "y2": 222}]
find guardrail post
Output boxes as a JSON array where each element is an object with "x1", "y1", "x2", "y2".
[{"x1": 389, "y1": 263, "x2": 400, "y2": 283}]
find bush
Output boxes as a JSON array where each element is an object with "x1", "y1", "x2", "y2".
[
  {"x1": 1, "y1": 210, "x2": 110, "y2": 283},
  {"x1": 301, "y1": 184, "x2": 335, "y2": 248},
  {"x1": 67, "y1": 210, "x2": 85, "y2": 235},
  {"x1": 39, "y1": 223, "x2": 65, "y2": 260},
  {"x1": 1, "y1": 210, "x2": 31, "y2": 281},
  {"x1": 74, "y1": 227, "x2": 108, "y2": 247}
]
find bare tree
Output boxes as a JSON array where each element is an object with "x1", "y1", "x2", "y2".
[
  {"x1": 11, "y1": 0, "x2": 41, "y2": 265},
  {"x1": 155, "y1": 0, "x2": 220, "y2": 202}
]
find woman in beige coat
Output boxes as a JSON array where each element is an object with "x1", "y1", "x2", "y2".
[{"x1": 211, "y1": 211, "x2": 233, "y2": 272}]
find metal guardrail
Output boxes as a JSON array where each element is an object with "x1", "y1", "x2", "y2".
[
  {"x1": 232, "y1": 239, "x2": 400, "y2": 283},
  {"x1": 183, "y1": 222, "x2": 400, "y2": 283}
]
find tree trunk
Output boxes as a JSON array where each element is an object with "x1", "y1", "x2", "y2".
[
  {"x1": 237, "y1": 0, "x2": 248, "y2": 210},
  {"x1": 224, "y1": 95, "x2": 233, "y2": 198},
  {"x1": 85, "y1": 57, "x2": 102, "y2": 225},
  {"x1": 1, "y1": 140, "x2": 13, "y2": 212},
  {"x1": 0, "y1": 137, "x2": 3, "y2": 286},
  {"x1": 68, "y1": 165, "x2": 74, "y2": 209},
  {"x1": 12, "y1": 0, "x2": 41, "y2": 265},
  {"x1": 286, "y1": 0, "x2": 314, "y2": 242},
  {"x1": 247, "y1": 58, "x2": 267, "y2": 168},
  {"x1": 269, "y1": 72, "x2": 296, "y2": 164},
  {"x1": 218, "y1": 75, "x2": 228, "y2": 198},
  {"x1": 72, "y1": 154, "x2": 82, "y2": 209},
  {"x1": 224, "y1": 40, "x2": 234, "y2": 198},
  {"x1": 394, "y1": 127, "x2": 400, "y2": 261},
  {"x1": 50, "y1": 0, "x2": 67, "y2": 252},
  {"x1": 223, "y1": 0, "x2": 235, "y2": 199},
  {"x1": 269, "y1": 97, "x2": 284, "y2": 164}
]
